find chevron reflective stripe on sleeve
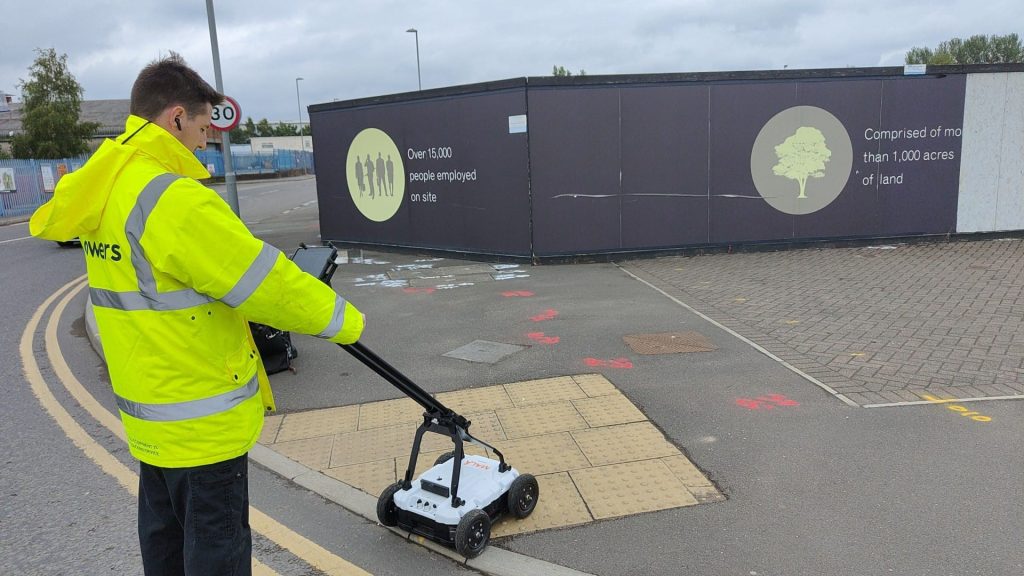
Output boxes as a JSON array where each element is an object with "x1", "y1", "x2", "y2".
[
  {"x1": 316, "y1": 295, "x2": 348, "y2": 338},
  {"x1": 220, "y1": 242, "x2": 280, "y2": 308},
  {"x1": 115, "y1": 374, "x2": 259, "y2": 422}
]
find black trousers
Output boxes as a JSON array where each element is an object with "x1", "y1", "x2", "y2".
[{"x1": 138, "y1": 453, "x2": 251, "y2": 576}]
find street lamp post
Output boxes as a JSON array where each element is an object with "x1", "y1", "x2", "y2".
[
  {"x1": 295, "y1": 76, "x2": 305, "y2": 175},
  {"x1": 406, "y1": 28, "x2": 421, "y2": 91}
]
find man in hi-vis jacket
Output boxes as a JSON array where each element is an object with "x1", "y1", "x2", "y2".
[{"x1": 30, "y1": 53, "x2": 364, "y2": 576}]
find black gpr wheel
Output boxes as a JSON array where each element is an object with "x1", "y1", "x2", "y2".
[
  {"x1": 376, "y1": 482, "x2": 403, "y2": 527},
  {"x1": 433, "y1": 451, "x2": 456, "y2": 466},
  {"x1": 507, "y1": 474, "x2": 539, "y2": 518},
  {"x1": 454, "y1": 509, "x2": 490, "y2": 558}
]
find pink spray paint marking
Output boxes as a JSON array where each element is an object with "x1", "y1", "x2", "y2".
[
  {"x1": 502, "y1": 290, "x2": 535, "y2": 297},
  {"x1": 530, "y1": 309, "x2": 559, "y2": 322},
  {"x1": 527, "y1": 332, "x2": 560, "y2": 345},
  {"x1": 402, "y1": 287, "x2": 436, "y2": 294},
  {"x1": 583, "y1": 357, "x2": 634, "y2": 369},
  {"x1": 735, "y1": 394, "x2": 800, "y2": 411}
]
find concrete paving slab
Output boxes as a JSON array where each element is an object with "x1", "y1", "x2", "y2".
[{"x1": 443, "y1": 340, "x2": 527, "y2": 364}]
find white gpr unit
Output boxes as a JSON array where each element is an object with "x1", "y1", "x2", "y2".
[{"x1": 340, "y1": 342, "x2": 539, "y2": 558}]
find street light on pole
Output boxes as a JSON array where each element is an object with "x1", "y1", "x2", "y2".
[
  {"x1": 295, "y1": 76, "x2": 305, "y2": 175},
  {"x1": 406, "y1": 28, "x2": 421, "y2": 91}
]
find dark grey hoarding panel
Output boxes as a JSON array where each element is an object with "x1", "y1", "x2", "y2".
[
  {"x1": 528, "y1": 87, "x2": 622, "y2": 255},
  {"x1": 874, "y1": 76, "x2": 965, "y2": 236},
  {"x1": 707, "y1": 75, "x2": 965, "y2": 246},
  {"x1": 530, "y1": 85, "x2": 713, "y2": 255},
  {"x1": 312, "y1": 89, "x2": 531, "y2": 256},
  {"x1": 619, "y1": 85, "x2": 711, "y2": 250}
]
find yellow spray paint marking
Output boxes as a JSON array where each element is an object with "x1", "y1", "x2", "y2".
[
  {"x1": 25, "y1": 277, "x2": 371, "y2": 576},
  {"x1": 784, "y1": 320, "x2": 800, "y2": 325},
  {"x1": 849, "y1": 352, "x2": 865, "y2": 357},
  {"x1": 920, "y1": 394, "x2": 992, "y2": 422},
  {"x1": 734, "y1": 298, "x2": 748, "y2": 303}
]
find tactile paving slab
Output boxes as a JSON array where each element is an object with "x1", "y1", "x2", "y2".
[
  {"x1": 263, "y1": 372, "x2": 722, "y2": 539},
  {"x1": 491, "y1": 472, "x2": 592, "y2": 536},
  {"x1": 436, "y1": 385, "x2": 514, "y2": 413},
  {"x1": 504, "y1": 376, "x2": 587, "y2": 407},
  {"x1": 495, "y1": 401, "x2": 589, "y2": 439},
  {"x1": 276, "y1": 405, "x2": 359, "y2": 442},
  {"x1": 488, "y1": 432, "x2": 592, "y2": 476},
  {"x1": 357, "y1": 397, "x2": 423, "y2": 430},
  {"x1": 572, "y1": 393, "x2": 647, "y2": 428},
  {"x1": 570, "y1": 459, "x2": 699, "y2": 519},
  {"x1": 572, "y1": 421, "x2": 680, "y2": 466}
]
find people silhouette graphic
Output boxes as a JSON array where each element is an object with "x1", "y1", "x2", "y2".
[
  {"x1": 375, "y1": 153, "x2": 386, "y2": 197},
  {"x1": 364, "y1": 154, "x2": 375, "y2": 198},
  {"x1": 354, "y1": 157, "x2": 365, "y2": 196},
  {"x1": 385, "y1": 155, "x2": 395, "y2": 197}
]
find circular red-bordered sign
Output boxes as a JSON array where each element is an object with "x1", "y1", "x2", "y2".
[{"x1": 211, "y1": 96, "x2": 241, "y2": 131}]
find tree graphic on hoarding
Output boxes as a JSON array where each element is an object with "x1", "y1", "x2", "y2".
[{"x1": 772, "y1": 126, "x2": 831, "y2": 199}]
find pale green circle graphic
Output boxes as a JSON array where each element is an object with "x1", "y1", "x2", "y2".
[
  {"x1": 346, "y1": 128, "x2": 405, "y2": 222},
  {"x1": 751, "y1": 106, "x2": 852, "y2": 215}
]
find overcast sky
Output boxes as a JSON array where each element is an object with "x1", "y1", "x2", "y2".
[{"x1": 2, "y1": 0, "x2": 1020, "y2": 125}]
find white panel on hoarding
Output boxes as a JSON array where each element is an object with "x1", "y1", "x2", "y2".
[
  {"x1": 994, "y1": 73, "x2": 1024, "y2": 232},
  {"x1": 957, "y1": 73, "x2": 1006, "y2": 232}
]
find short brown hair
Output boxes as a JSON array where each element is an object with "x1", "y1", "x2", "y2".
[{"x1": 130, "y1": 52, "x2": 224, "y2": 120}]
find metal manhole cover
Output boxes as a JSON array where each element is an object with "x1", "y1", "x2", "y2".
[{"x1": 623, "y1": 332, "x2": 716, "y2": 355}]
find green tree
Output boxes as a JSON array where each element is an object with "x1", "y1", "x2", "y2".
[
  {"x1": 228, "y1": 116, "x2": 251, "y2": 144},
  {"x1": 255, "y1": 118, "x2": 274, "y2": 137},
  {"x1": 272, "y1": 122, "x2": 298, "y2": 137},
  {"x1": 11, "y1": 48, "x2": 100, "y2": 159},
  {"x1": 552, "y1": 65, "x2": 587, "y2": 77},
  {"x1": 906, "y1": 33, "x2": 1023, "y2": 64},
  {"x1": 772, "y1": 127, "x2": 832, "y2": 199}
]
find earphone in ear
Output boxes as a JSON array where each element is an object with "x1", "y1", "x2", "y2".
[{"x1": 174, "y1": 117, "x2": 182, "y2": 131}]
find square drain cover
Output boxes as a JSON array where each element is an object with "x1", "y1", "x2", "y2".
[
  {"x1": 623, "y1": 332, "x2": 716, "y2": 355},
  {"x1": 443, "y1": 340, "x2": 526, "y2": 364}
]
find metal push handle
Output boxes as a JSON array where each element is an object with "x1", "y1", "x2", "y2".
[{"x1": 339, "y1": 341, "x2": 452, "y2": 416}]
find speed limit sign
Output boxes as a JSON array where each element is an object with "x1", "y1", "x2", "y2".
[{"x1": 211, "y1": 96, "x2": 241, "y2": 131}]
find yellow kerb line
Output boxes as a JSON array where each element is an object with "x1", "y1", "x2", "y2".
[{"x1": 26, "y1": 276, "x2": 371, "y2": 576}]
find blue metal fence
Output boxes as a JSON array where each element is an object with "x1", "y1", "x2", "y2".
[
  {"x1": 195, "y1": 148, "x2": 315, "y2": 177},
  {"x1": 0, "y1": 156, "x2": 89, "y2": 218},
  {"x1": 0, "y1": 148, "x2": 314, "y2": 218}
]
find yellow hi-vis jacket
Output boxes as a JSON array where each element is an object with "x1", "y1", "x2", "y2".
[{"x1": 30, "y1": 115, "x2": 364, "y2": 468}]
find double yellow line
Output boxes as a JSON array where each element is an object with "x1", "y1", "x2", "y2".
[{"x1": 20, "y1": 276, "x2": 371, "y2": 576}]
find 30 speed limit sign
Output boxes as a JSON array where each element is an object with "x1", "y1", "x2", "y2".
[{"x1": 211, "y1": 96, "x2": 241, "y2": 131}]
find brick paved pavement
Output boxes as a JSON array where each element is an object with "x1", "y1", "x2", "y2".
[{"x1": 622, "y1": 238, "x2": 1024, "y2": 406}]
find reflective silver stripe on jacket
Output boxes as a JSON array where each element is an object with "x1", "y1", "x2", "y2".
[
  {"x1": 316, "y1": 295, "x2": 348, "y2": 338},
  {"x1": 90, "y1": 174, "x2": 213, "y2": 312},
  {"x1": 90, "y1": 287, "x2": 216, "y2": 312},
  {"x1": 115, "y1": 374, "x2": 259, "y2": 422},
  {"x1": 220, "y1": 242, "x2": 280, "y2": 308}
]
